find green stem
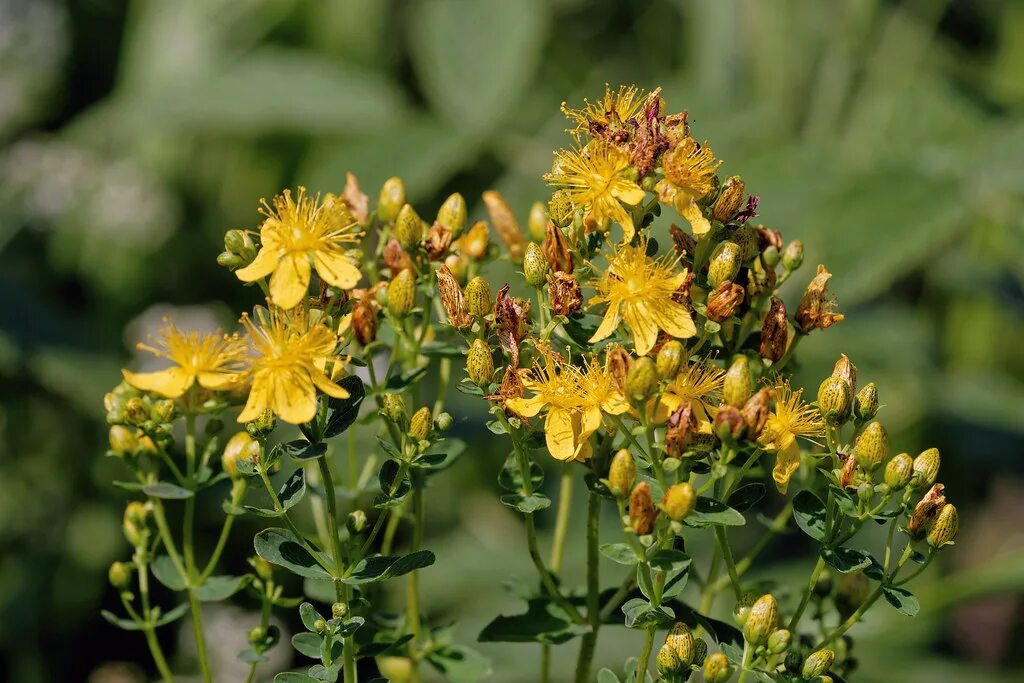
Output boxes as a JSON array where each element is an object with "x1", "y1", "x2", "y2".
[
  {"x1": 317, "y1": 458, "x2": 357, "y2": 683},
  {"x1": 258, "y1": 469, "x2": 332, "y2": 572},
  {"x1": 788, "y1": 555, "x2": 825, "y2": 631},
  {"x1": 199, "y1": 481, "x2": 247, "y2": 582},
  {"x1": 573, "y1": 491, "x2": 602, "y2": 683},
  {"x1": 714, "y1": 526, "x2": 743, "y2": 600},
  {"x1": 550, "y1": 467, "x2": 574, "y2": 573},
  {"x1": 635, "y1": 627, "x2": 657, "y2": 683},
  {"x1": 187, "y1": 590, "x2": 212, "y2": 683},
  {"x1": 144, "y1": 627, "x2": 175, "y2": 683},
  {"x1": 135, "y1": 553, "x2": 174, "y2": 683},
  {"x1": 737, "y1": 641, "x2": 752, "y2": 683},
  {"x1": 407, "y1": 487, "x2": 424, "y2": 683},
  {"x1": 182, "y1": 413, "x2": 212, "y2": 683}
]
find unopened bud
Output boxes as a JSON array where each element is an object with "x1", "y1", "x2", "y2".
[
  {"x1": 247, "y1": 626, "x2": 266, "y2": 645},
  {"x1": 656, "y1": 643, "x2": 681, "y2": 677},
  {"x1": 802, "y1": 649, "x2": 835, "y2": 679},
  {"x1": 608, "y1": 449, "x2": 636, "y2": 497},
  {"x1": 245, "y1": 409, "x2": 276, "y2": 438},
  {"x1": 313, "y1": 618, "x2": 327, "y2": 633},
  {"x1": 346, "y1": 510, "x2": 367, "y2": 536},
  {"x1": 743, "y1": 594, "x2": 779, "y2": 645},
  {"x1": 912, "y1": 448, "x2": 940, "y2": 490},
  {"x1": 352, "y1": 300, "x2": 378, "y2": 345},
  {"x1": 708, "y1": 241, "x2": 743, "y2": 288},
  {"x1": 624, "y1": 357, "x2": 658, "y2": 402},
  {"x1": 666, "y1": 622, "x2": 695, "y2": 666},
  {"x1": 741, "y1": 388, "x2": 773, "y2": 439},
  {"x1": 435, "y1": 412, "x2": 453, "y2": 432},
  {"x1": 712, "y1": 176, "x2": 746, "y2": 222},
  {"x1": 692, "y1": 637, "x2": 707, "y2": 666},
  {"x1": 661, "y1": 483, "x2": 696, "y2": 521},
  {"x1": 464, "y1": 277, "x2": 493, "y2": 317},
  {"x1": 762, "y1": 245, "x2": 780, "y2": 268},
  {"x1": 459, "y1": 221, "x2": 490, "y2": 260},
  {"x1": 395, "y1": 204, "x2": 424, "y2": 249},
  {"x1": 548, "y1": 189, "x2": 573, "y2": 227},
  {"x1": 782, "y1": 240, "x2": 804, "y2": 271},
  {"x1": 734, "y1": 593, "x2": 756, "y2": 626},
  {"x1": 817, "y1": 377, "x2": 852, "y2": 423},
  {"x1": 767, "y1": 628, "x2": 792, "y2": 654},
  {"x1": 884, "y1": 453, "x2": 913, "y2": 490},
  {"x1": 108, "y1": 561, "x2": 132, "y2": 589},
  {"x1": 527, "y1": 201, "x2": 548, "y2": 242},
  {"x1": 109, "y1": 425, "x2": 138, "y2": 455},
  {"x1": 857, "y1": 482, "x2": 873, "y2": 502},
  {"x1": 436, "y1": 192, "x2": 467, "y2": 236},
  {"x1": 378, "y1": 177, "x2": 406, "y2": 223},
  {"x1": 150, "y1": 399, "x2": 175, "y2": 423},
  {"x1": 523, "y1": 242, "x2": 548, "y2": 286},
  {"x1": 853, "y1": 421, "x2": 888, "y2": 470},
  {"x1": 124, "y1": 397, "x2": 149, "y2": 426},
  {"x1": 408, "y1": 407, "x2": 432, "y2": 441},
  {"x1": 785, "y1": 651, "x2": 803, "y2": 674},
  {"x1": 381, "y1": 393, "x2": 407, "y2": 424},
  {"x1": 733, "y1": 226, "x2": 760, "y2": 263},
  {"x1": 927, "y1": 503, "x2": 958, "y2": 548},
  {"x1": 854, "y1": 382, "x2": 879, "y2": 421},
  {"x1": 466, "y1": 339, "x2": 494, "y2": 386},
  {"x1": 656, "y1": 341, "x2": 684, "y2": 379},
  {"x1": 223, "y1": 431, "x2": 260, "y2": 478},
  {"x1": 332, "y1": 602, "x2": 348, "y2": 619},
  {"x1": 387, "y1": 269, "x2": 416, "y2": 316},
  {"x1": 714, "y1": 405, "x2": 745, "y2": 441},
  {"x1": 704, "y1": 652, "x2": 733, "y2": 683},
  {"x1": 724, "y1": 356, "x2": 753, "y2": 407},
  {"x1": 628, "y1": 482, "x2": 657, "y2": 536}
]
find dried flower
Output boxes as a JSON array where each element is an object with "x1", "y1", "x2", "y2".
[
  {"x1": 909, "y1": 483, "x2": 946, "y2": 536},
  {"x1": 759, "y1": 297, "x2": 789, "y2": 363},
  {"x1": 482, "y1": 190, "x2": 526, "y2": 262},
  {"x1": 352, "y1": 298, "x2": 378, "y2": 345},
  {"x1": 629, "y1": 482, "x2": 657, "y2": 535},
  {"x1": 383, "y1": 238, "x2": 415, "y2": 274},
  {"x1": 712, "y1": 176, "x2": 746, "y2": 222},
  {"x1": 435, "y1": 265, "x2": 470, "y2": 328},
  {"x1": 706, "y1": 281, "x2": 745, "y2": 322},
  {"x1": 665, "y1": 401, "x2": 697, "y2": 458},
  {"x1": 795, "y1": 265, "x2": 845, "y2": 332},
  {"x1": 547, "y1": 272, "x2": 583, "y2": 316},
  {"x1": 494, "y1": 285, "x2": 531, "y2": 367}
]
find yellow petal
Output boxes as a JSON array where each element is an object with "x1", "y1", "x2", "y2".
[
  {"x1": 680, "y1": 199, "x2": 711, "y2": 236},
  {"x1": 601, "y1": 391, "x2": 629, "y2": 416},
  {"x1": 575, "y1": 439, "x2": 593, "y2": 462},
  {"x1": 588, "y1": 305, "x2": 622, "y2": 344},
  {"x1": 310, "y1": 369, "x2": 350, "y2": 399},
  {"x1": 772, "y1": 439, "x2": 802, "y2": 494},
  {"x1": 623, "y1": 301, "x2": 658, "y2": 355},
  {"x1": 614, "y1": 182, "x2": 646, "y2": 206},
  {"x1": 582, "y1": 406, "x2": 602, "y2": 436},
  {"x1": 651, "y1": 300, "x2": 697, "y2": 340},
  {"x1": 235, "y1": 246, "x2": 280, "y2": 282},
  {"x1": 122, "y1": 367, "x2": 193, "y2": 398},
  {"x1": 545, "y1": 409, "x2": 579, "y2": 461},
  {"x1": 198, "y1": 371, "x2": 240, "y2": 391},
  {"x1": 314, "y1": 250, "x2": 361, "y2": 289},
  {"x1": 237, "y1": 373, "x2": 272, "y2": 423},
  {"x1": 654, "y1": 393, "x2": 682, "y2": 423},
  {"x1": 269, "y1": 253, "x2": 312, "y2": 309},
  {"x1": 506, "y1": 394, "x2": 545, "y2": 418},
  {"x1": 270, "y1": 370, "x2": 317, "y2": 424}
]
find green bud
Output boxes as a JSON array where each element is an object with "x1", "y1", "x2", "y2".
[
  {"x1": 608, "y1": 449, "x2": 636, "y2": 498},
  {"x1": 767, "y1": 628, "x2": 792, "y2": 654},
  {"x1": 707, "y1": 241, "x2": 743, "y2": 288},
  {"x1": 108, "y1": 561, "x2": 132, "y2": 589},
  {"x1": 378, "y1": 177, "x2": 406, "y2": 223},
  {"x1": 704, "y1": 652, "x2": 733, "y2": 683},
  {"x1": 435, "y1": 412, "x2": 453, "y2": 432},
  {"x1": 854, "y1": 382, "x2": 878, "y2": 421},
  {"x1": 245, "y1": 409, "x2": 277, "y2": 438},
  {"x1": 912, "y1": 448, "x2": 940, "y2": 490},
  {"x1": 222, "y1": 431, "x2": 260, "y2": 478},
  {"x1": 217, "y1": 251, "x2": 245, "y2": 269},
  {"x1": 656, "y1": 643, "x2": 681, "y2": 676},
  {"x1": 395, "y1": 203, "x2": 424, "y2": 249},
  {"x1": 147, "y1": 399, "x2": 174, "y2": 423},
  {"x1": 108, "y1": 425, "x2": 138, "y2": 455},
  {"x1": 723, "y1": 356, "x2": 753, "y2": 407},
  {"x1": 624, "y1": 357, "x2": 658, "y2": 401},
  {"x1": 248, "y1": 626, "x2": 266, "y2": 645},
  {"x1": 464, "y1": 277, "x2": 493, "y2": 317},
  {"x1": 743, "y1": 594, "x2": 779, "y2": 646},
  {"x1": 762, "y1": 245, "x2": 780, "y2": 268},
  {"x1": 332, "y1": 602, "x2": 348, "y2": 619},
  {"x1": 526, "y1": 201, "x2": 547, "y2": 242},
  {"x1": 801, "y1": 649, "x2": 835, "y2": 679},
  {"x1": 436, "y1": 192, "x2": 467, "y2": 236},
  {"x1": 782, "y1": 240, "x2": 804, "y2": 271},
  {"x1": 387, "y1": 269, "x2": 417, "y2": 316},
  {"x1": 661, "y1": 483, "x2": 696, "y2": 522},
  {"x1": 853, "y1": 421, "x2": 888, "y2": 470},
  {"x1": 666, "y1": 622, "x2": 695, "y2": 666},
  {"x1": 692, "y1": 637, "x2": 707, "y2": 667},
  {"x1": 857, "y1": 482, "x2": 873, "y2": 502},
  {"x1": 346, "y1": 510, "x2": 367, "y2": 536},
  {"x1": 884, "y1": 453, "x2": 913, "y2": 490},
  {"x1": 313, "y1": 618, "x2": 327, "y2": 634},
  {"x1": 656, "y1": 341, "x2": 684, "y2": 379},
  {"x1": 523, "y1": 242, "x2": 548, "y2": 286},
  {"x1": 224, "y1": 229, "x2": 248, "y2": 255},
  {"x1": 927, "y1": 503, "x2": 958, "y2": 548},
  {"x1": 381, "y1": 393, "x2": 407, "y2": 424},
  {"x1": 817, "y1": 376, "x2": 852, "y2": 422},
  {"x1": 124, "y1": 397, "x2": 149, "y2": 426},
  {"x1": 466, "y1": 339, "x2": 494, "y2": 386},
  {"x1": 785, "y1": 651, "x2": 803, "y2": 674},
  {"x1": 409, "y1": 406, "x2": 432, "y2": 441}
]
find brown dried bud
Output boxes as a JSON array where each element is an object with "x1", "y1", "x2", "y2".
[
  {"x1": 342, "y1": 172, "x2": 369, "y2": 224},
  {"x1": 488, "y1": 365, "x2": 525, "y2": 407},
  {"x1": 424, "y1": 221, "x2": 453, "y2": 261},
  {"x1": 757, "y1": 225, "x2": 783, "y2": 251},
  {"x1": 435, "y1": 265, "x2": 470, "y2": 328},
  {"x1": 605, "y1": 344, "x2": 632, "y2": 393},
  {"x1": 547, "y1": 272, "x2": 582, "y2": 317},
  {"x1": 352, "y1": 299, "x2": 378, "y2": 345},
  {"x1": 831, "y1": 354, "x2": 858, "y2": 397},
  {"x1": 838, "y1": 451, "x2": 859, "y2": 489},
  {"x1": 796, "y1": 265, "x2": 845, "y2": 333},
  {"x1": 669, "y1": 224, "x2": 697, "y2": 258},
  {"x1": 759, "y1": 297, "x2": 789, "y2": 362},
  {"x1": 383, "y1": 238, "x2": 415, "y2": 275},
  {"x1": 741, "y1": 388, "x2": 773, "y2": 439},
  {"x1": 908, "y1": 483, "x2": 946, "y2": 536},
  {"x1": 712, "y1": 175, "x2": 746, "y2": 222},
  {"x1": 628, "y1": 482, "x2": 658, "y2": 536},
  {"x1": 714, "y1": 404, "x2": 746, "y2": 441},
  {"x1": 494, "y1": 285, "x2": 530, "y2": 367},
  {"x1": 543, "y1": 220, "x2": 574, "y2": 274},
  {"x1": 482, "y1": 190, "x2": 526, "y2": 262},
  {"x1": 665, "y1": 402, "x2": 697, "y2": 458},
  {"x1": 706, "y1": 281, "x2": 745, "y2": 322}
]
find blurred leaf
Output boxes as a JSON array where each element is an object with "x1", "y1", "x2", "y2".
[
  {"x1": 478, "y1": 598, "x2": 587, "y2": 644},
  {"x1": 343, "y1": 550, "x2": 435, "y2": 585},
  {"x1": 142, "y1": 482, "x2": 194, "y2": 499},
  {"x1": 881, "y1": 585, "x2": 920, "y2": 617},
  {"x1": 254, "y1": 528, "x2": 332, "y2": 579},
  {"x1": 151, "y1": 555, "x2": 187, "y2": 591},
  {"x1": 821, "y1": 547, "x2": 873, "y2": 574},
  {"x1": 793, "y1": 490, "x2": 827, "y2": 542},
  {"x1": 426, "y1": 644, "x2": 492, "y2": 682},
  {"x1": 196, "y1": 574, "x2": 250, "y2": 601}
]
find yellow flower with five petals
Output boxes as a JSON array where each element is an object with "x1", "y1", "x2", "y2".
[
  {"x1": 653, "y1": 359, "x2": 725, "y2": 425},
  {"x1": 758, "y1": 381, "x2": 826, "y2": 494}
]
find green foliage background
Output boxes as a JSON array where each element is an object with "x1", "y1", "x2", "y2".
[{"x1": 0, "y1": 0, "x2": 1022, "y2": 681}]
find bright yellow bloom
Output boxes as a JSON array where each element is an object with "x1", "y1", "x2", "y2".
[
  {"x1": 654, "y1": 360, "x2": 725, "y2": 424},
  {"x1": 561, "y1": 84, "x2": 646, "y2": 135},
  {"x1": 237, "y1": 309, "x2": 349, "y2": 425},
  {"x1": 236, "y1": 188, "x2": 363, "y2": 310},
  {"x1": 122, "y1": 320, "x2": 246, "y2": 398},
  {"x1": 544, "y1": 141, "x2": 646, "y2": 242},
  {"x1": 505, "y1": 351, "x2": 594, "y2": 461},
  {"x1": 656, "y1": 136, "x2": 721, "y2": 236},
  {"x1": 758, "y1": 381, "x2": 826, "y2": 493},
  {"x1": 580, "y1": 356, "x2": 630, "y2": 423},
  {"x1": 589, "y1": 241, "x2": 696, "y2": 355}
]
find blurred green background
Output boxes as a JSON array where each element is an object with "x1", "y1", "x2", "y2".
[{"x1": 1, "y1": 0, "x2": 1023, "y2": 681}]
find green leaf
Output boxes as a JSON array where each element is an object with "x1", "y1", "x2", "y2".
[
  {"x1": 478, "y1": 598, "x2": 588, "y2": 644},
  {"x1": 727, "y1": 482, "x2": 766, "y2": 512},
  {"x1": 793, "y1": 490, "x2": 827, "y2": 542},
  {"x1": 343, "y1": 550, "x2": 435, "y2": 585},
  {"x1": 196, "y1": 575, "x2": 250, "y2": 602},
  {"x1": 497, "y1": 451, "x2": 544, "y2": 492},
  {"x1": 413, "y1": 439, "x2": 466, "y2": 472},
  {"x1": 245, "y1": 469, "x2": 306, "y2": 517},
  {"x1": 690, "y1": 497, "x2": 746, "y2": 526},
  {"x1": 385, "y1": 366, "x2": 428, "y2": 391},
  {"x1": 299, "y1": 602, "x2": 325, "y2": 632},
  {"x1": 151, "y1": 555, "x2": 187, "y2": 591},
  {"x1": 598, "y1": 669, "x2": 621, "y2": 683},
  {"x1": 622, "y1": 598, "x2": 674, "y2": 629},
  {"x1": 152, "y1": 603, "x2": 190, "y2": 628},
  {"x1": 499, "y1": 492, "x2": 551, "y2": 514},
  {"x1": 426, "y1": 644, "x2": 493, "y2": 682},
  {"x1": 600, "y1": 543, "x2": 640, "y2": 566},
  {"x1": 324, "y1": 376, "x2": 366, "y2": 438},
  {"x1": 821, "y1": 547, "x2": 873, "y2": 574},
  {"x1": 143, "y1": 482, "x2": 194, "y2": 499},
  {"x1": 376, "y1": 437, "x2": 401, "y2": 460},
  {"x1": 100, "y1": 610, "x2": 144, "y2": 631},
  {"x1": 377, "y1": 459, "x2": 411, "y2": 505},
  {"x1": 254, "y1": 528, "x2": 332, "y2": 579},
  {"x1": 274, "y1": 673, "x2": 319, "y2": 683},
  {"x1": 285, "y1": 440, "x2": 328, "y2": 462},
  {"x1": 881, "y1": 585, "x2": 920, "y2": 616}
]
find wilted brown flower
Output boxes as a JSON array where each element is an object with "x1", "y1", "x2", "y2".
[
  {"x1": 543, "y1": 220, "x2": 574, "y2": 274},
  {"x1": 838, "y1": 451, "x2": 859, "y2": 489},
  {"x1": 605, "y1": 343, "x2": 632, "y2": 393},
  {"x1": 712, "y1": 176, "x2": 745, "y2": 223},
  {"x1": 424, "y1": 222, "x2": 453, "y2": 261},
  {"x1": 495, "y1": 284, "x2": 531, "y2": 367},
  {"x1": 759, "y1": 297, "x2": 789, "y2": 362},
  {"x1": 628, "y1": 88, "x2": 669, "y2": 177},
  {"x1": 383, "y1": 238, "x2": 414, "y2": 274},
  {"x1": 831, "y1": 354, "x2": 857, "y2": 397},
  {"x1": 487, "y1": 365, "x2": 525, "y2": 408},
  {"x1": 706, "y1": 281, "x2": 745, "y2": 322},
  {"x1": 714, "y1": 404, "x2": 745, "y2": 440},
  {"x1": 796, "y1": 265, "x2": 845, "y2": 332},
  {"x1": 547, "y1": 272, "x2": 583, "y2": 316},
  {"x1": 909, "y1": 483, "x2": 947, "y2": 536},
  {"x1": 740, "y1": 388, "x2": 773, "y2": 439},
  {"x1": 342, "y1": 172, "x2": 369, "y2": 224},
  {"x1": 629, "y1": 482, "x2": 658, "y2": 536},
  {"x1": 668, "y1": 224, "x2": 697, "y2": 258},
  {"x1": 352, "y1": 298, "x2": 378, "y2": 346},
  {"x1": 435, "y1": 265, "x2": 470, "y2": 328},
  {"x1": 756, "y1": 225, "x2": 783, "y2": 251},
  {"x1": 482, "y1": 190, "x2": 526, "y2": 262},
  {"x1": 665, "y1": 402, "x2": 697, "y2": 458}
]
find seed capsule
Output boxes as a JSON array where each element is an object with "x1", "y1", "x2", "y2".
[
  {"x1": 608, "y1": 449, "x2": 636, "y2": 497},
  {"x1": 656, "y1": 341, "x2": 684, "y2": 379},
  {"x1": 666, "y1": 622, "x2": 695, "y2": 666},
  {"x1": 723, "y1": 356, "x2": 753, "y2": 407},
  {"x1": 395, "y1": 204, "x2": 425, "y2": 249},
  {"x1": 527, "y1": 201, "x2": 548, "y2": 242},
  {"x1": 108, "y1": 561, "x2": 132, "y2": 589},
  {"x1": 713, "y1": 176, "x2": 746, "y2": 222},
  {"x1": 733, "y1": 226, "x2": 760, "y2": 262},
  {"x1": 853, "y1": 421, "x2": 888, "y2": 470},
  {"x1": 743, "y1": 594, "x2": 779, "y2": 646},
  {"x1": 767, "y1": 628, "x2": 792, "y2": 654},
  {"x1": 409, "y1": 407, "x2": 432, "y2": 441},
  {"x1": 381, "y1": 393, "x2": 407, "y2": 423},
  {"x1": 628, "y1": 482, "x2": 657, "y2": 536},
  {"x1": 466, "y1": 339, "x2": 494, "y2": 386},
  {"x1": 782, "y1": 240, "x2": 804, "y2": 271},
  {"x1": 708, "y1": 241, "x2": 743, "y2": 288},
  {"x1": 223, "y1": 431, "x2": 260, "y2": 478},
  {"x1": 884, "y1": 453, "x2": 913, "y2": 490},
  {"x1": 912, "y1": 447, "x2": 940, "y2": 490},
  {"x1": 387, "y1": 269, "x2": 416, "y2": 316},
  {"x1": 464, "y1": 277, "x2": 493, "y2": 317},
  {"x1": 624, "y1": 357, "x2": 658, "y2": 401},
  {"x1": 661, "y1": 483, "x2": 696, "y2": 521},
  {"x1": 817, "y1": 376, "x2": 852, "y2": 423},
  {"x1": 703, "y1": 652, "x2": 733, "y2": 683},
  {"x1": 927, "y1": 503, "x2": 958, "y2": 548},
  {"x1": 436, "y1": 192, "x2": 467, "y2": 236},
  {"x1": 854, "y1": 382, "x2": 878, "y2": 421},
  {"x1": 656, "y1": 643, "x2": 681, "y2": 676},
  {"x1": 802, "y1": 649, "x2": 836, "y2": 678},
  {"x1": 523, "y1": 242, "x2": 549, "y2": 286}
]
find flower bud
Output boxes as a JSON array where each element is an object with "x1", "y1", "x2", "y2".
[
  {"x1": 661, "y1": 483, "x2": 696, "y2": 522},
  {"x1": 352, "y1": 299, "x2": 378, "y2": 345},
  {"x1": 332, "y1": 602, "x2": 349, "y2": 619},
  {"x1": 767, "y1": 628, "x2": 792, "y2": 654},
  {"x1": 608, "y1": 449, "x2": 636, "y2": 497},
  {"x1": 692, "y1": 637, "x2": 707, "y2": 666},
  {"x1": 708, "y1": 241, "x2": 742, "y2": 288},
  {"x1": 785, "y1": 651, "x2": 803, "y2": 674},
  {"x1": 527, "y1": 201, "x2": 548, "y2": 242},
  {"x1": 704, "y1": 652, "x2": 733, "y2": 683},
  {"x1": 435, "y1": 412, "x2": 453, "y2": 432},
  {"x1": 395, "y1": 204, "x2": 424, "y2": 249},
  {"x1": 124, "y1": 500, "x2": 149, "y2": 527},
  {"x1": 854, "y1": 382, "x2": 879, "y2": 421},
  {"x1": 714, "y1": 405, "x2": 745, "y2": 441},
  {"x1": 466, "y1": 339, "x2": 494, "y2": 386},
  {"x1": 666, "y1": 622, "x2": 695, "y2": 666},
  {"x1": 387, "y1": 268, "x2": 416, "y2": 316},
  {"x1": 628, "y1": 482, "x2": 657, "y2": 536},
  {"x1": 108, "y1": 561, "x2": 132, "y2": 589},
  {"x1": 346, "y1": 510, "x2": 367, "y2": 536},
  {"x1": 381, "y1": 393, "x2": 407, "y2": 424},
  {"x1": 482, "y1": 190, "x2": 527, "y2": 262},
  {"x1": 150, "y1": 399, "x2": 176, "y2": 423},
  {"x1": 223, "y1": 431, "x2": 260, "y2": 478},
  {"x1": 436, "y1": 192, "x2": 467, "y2": 236},
  {"x1": 245, "y1": 409, "x2": 277, "y2": 438},
  {"x1": 706, "y1": 281, "x2": 745, "y2": 322},
  {"x1": 912, "y1": 448, "x2": 940, "y2": 490},
  {"x1": 743, "y1": 594, "x2": 779, "y2": 646},
  {"x1": 224, "y1": 229, "x2": 248, "y2": 255},
  {"x1": 548, "y1": 189, "x2": 573, "y2": 227},
  {"x1": 378, "y1": 177, "x2": 406, "y2": 222},
  {"x1": 625, "y1": 357, "x2": 658, "y2": 401},
  {"x1": 217, "y1": 251, "x2": 244, "y2": 269},
  {"x1": 250, "y1": 556, "x2": 273, "y2": 581},
  {"x1": 853, "y1": 421, "x2": 888, "y2": 470},
  {"x1": 712, "y1": 176, "x2": 746, "y2": 222},
  {"x1": 523, "y1": 242, "x2": 548, "y2": 286},
  {"x1": 313, "y1": 618, "x2": 327, "y2": 633},
  {"x1": 884, "y1": 453, "x2": 913, "y2": 490},
  {"x1": 123, "y1": 502, "x2": 149, "y2": 546},
  {"x1": 802, "y1": 649, "x2": 835, "y2": 679},
  {"x1": 734, "y1": 593, "x2": 756, "y2": 626},
  {"x1": 927, "y1": 503, "x2": 958, "y2": 548},
  {"x1": 782, "y1": 240, "x2": 804, "y2": 271},
  {"x1": 656, "y1": 341, "x2": 684, "y2": 379},
  {"x1": 857, "y1": 482, "x2": 873, "y2": 502},
  {"x1": 817, "y1": 377, "x2": 852, "y2": 423},
  {"x1": 830, "y1": 354, "x2": 857, "y2": 396},
  {"x1": 741, "y1": 388, "x2": 773, "y2": 439},
  {"x1": 124, "y1": 397, "x2": 149, "y2": 426},
  {"x1": 759, "y1": 297, "x2": 789, "y2": 363},
  {"x1": 724, "y1": 356, "x2": 753, "y2": 407},
  {"x1": 464, "y1": 277, "x2": 493, "y2": 317},
  {"x1": 408, "y1": 407, "x2": 432, "y2": 442},
  {"x1": 656, "y1": 643, "x2": 681, "y2": 677},
  {"x1": 109, "y1": 425, "x2": 138, "y2": 455}
]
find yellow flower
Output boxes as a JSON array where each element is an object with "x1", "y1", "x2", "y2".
[
  {"x1": 655, "y1": 136, "x2": 721, "y2": 236},
  {"x1": 236, "y1": 187, "x2": 363, "y2": 310},
  {"x1": 580, "y1": 356, "x2": 630, "y2": 422},
  {"x1": 544, "y1": 141, "x2": 646, "y2": 242},
  {"x1": 561, "y1": 84, "x2": 646, "y2": 135},
  {"x1": 589, "y1": 241, "x2": 696, "y2": 355},
  {"x1": 505, "y1": 351, "x2": 594, "y2": 461},
  {"x1": 758, "y1": 382, "x2": 826, "y2": 493},
  {"x1": 122, "y1": 320, "x2": 246, "y2": 398},
  {"x1": 238, "y1": 309, "x2": 350, "y2": 425},
  {"x1": 654, "y1": 360, "x2": 725, "y2": 424}
]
